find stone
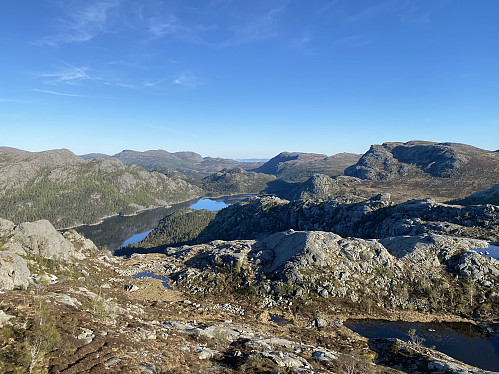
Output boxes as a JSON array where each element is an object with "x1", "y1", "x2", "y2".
[
  {"x1": 0, "y1": 309, "x2": 14, "y2": 327},
  {"x1": 77, "y1": 328, "x2": 95, "y2": 344},
  {"x1": 195, "y1": 346, "x2": 218, "y2": 360},
  {"x1": 0, "y1": 251, "x2": 30, "y2": 290},
  {"x1": 3, "y1": 220, "x2": 81, "y2": 261},
  {"x1": 312, "y1": 349, "x2": 337, "y2": 361},
  {"x1": 312, "y1": 317, "x2": 328, "y2": 329}
]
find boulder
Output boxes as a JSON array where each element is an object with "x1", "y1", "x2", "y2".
[
  {"x1": 0, "y1": 252, "x2": 30, "y2": 290},
  {"x1": 3, "y1": 220, "x2": 79, "y2": 261}
]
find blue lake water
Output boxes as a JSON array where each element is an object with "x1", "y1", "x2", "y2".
[
  {"x1": 120, "y1": 229, "x2": 153, "y2": 248},
  {"x1": 116, "y1": 196, "x2": 247, "y2": 248},
  {"x1": 345, "y1": 319, "x2": 499, "y2": 371},
  {"x1": 189, "y1": 198, "x2": 229, "y2": 211}
]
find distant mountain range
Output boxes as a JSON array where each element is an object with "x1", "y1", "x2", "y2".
[
  {"x1": 1, "y1": 141, "x2": 498, "y2": 228},
  {"x1": 81, "y1": 149, "x2": 264, "y2": 178},
  {"x1": 0, "y1": 148, "x2": 202, "y2": 228}
]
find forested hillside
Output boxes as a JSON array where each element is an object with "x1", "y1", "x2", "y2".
[{"x1": 0, "y1": 149, "x2": 202, "y2": 228}]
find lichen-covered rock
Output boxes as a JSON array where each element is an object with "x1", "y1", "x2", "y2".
[
  {"x1": 3, "y1": 220, "x2": 81, "y2": 261},
  {"x1": 63, "y1": 229, "x2": 96, "y2": 255},
  {"x1": 0, "y1": 251, "x2": 30, "y2": 290},
  {"x1": 0, "y1": 218, "x2": 15, "y2": 234}
]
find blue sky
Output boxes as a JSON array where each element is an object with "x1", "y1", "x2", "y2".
[{"x1": 1, "y1": 0, "x2": 498, "y2": 158}]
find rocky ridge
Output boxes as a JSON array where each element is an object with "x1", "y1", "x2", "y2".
[
  {"x1": 254, "y1": 151, "x2": 361, "y2": 182},
  {"x1": 345, "y1": 141, "x2": 499, "y2": 181},
  {"x1": 0, "y1": 209, "x2": 498, "y2": 373},
  {"x1": 189, "y1": 194, "x2": 499, "y2": 244}
]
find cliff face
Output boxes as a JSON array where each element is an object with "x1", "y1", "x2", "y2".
[
  {"x1": 344, "y1": 141, "x2": 499, "y2": 180},
  {"x1": 0, "y1": 149, "x2": 203, "y2": 228}
]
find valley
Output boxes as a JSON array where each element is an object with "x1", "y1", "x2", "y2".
[{"x1": 0, "y1": 140, "x2": 498, "y2": 374}]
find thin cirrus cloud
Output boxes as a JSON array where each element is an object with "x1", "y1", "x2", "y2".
[
  {"x1": 36, "y1": 1, "x2": 119, "y2": 46},
  {"x1": 36, "y1": 1, "x2": 288, "y2": 50},
  {"x1": 219, "y1": 6, "x2": 285, "y2": 48},
  {"x1": 39, "y1": 63, "x2": 96, "y2": 86},
  {"x1": 344, "y1": 0, "x2": 437, "y2": 24},
  {"x1": 172, "y1": 73, "x2": 201, "y2": 88},
  {"x1": 32, "y1": 89, "x2": 113, "y2": 99}
]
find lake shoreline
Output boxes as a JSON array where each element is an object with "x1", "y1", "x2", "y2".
[{"x1": 60, "y1": 193, "x2": 257, "y2": 232}]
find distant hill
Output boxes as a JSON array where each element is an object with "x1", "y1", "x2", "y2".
[
  {"x1": 80, "y1": 153, "x2": 110, "y2": 160},
  {"x1": 201, "y1": 167, "x2": 276, "y2": 195},
  {"x1": 339, "y1": 141, "x2": 499, "y2": 203},
  {"x1": 0, "y1": 146, "x2": 28, "y2": 154},
  {"x1": 0, "y1": 148, "x2": 202, "y2": 228},
  {"x1": 285, "y1": 174, "x2": 340, "y2": 201},
  {"x1": 253, "y1": 152, "x2": 361, "y2": 182},
  {"x1": 345, "y1": 141, "x2": 499, "y2": 180},
  {"x1": 81, "y1": 149, "x2": 264, "y2": 178}
]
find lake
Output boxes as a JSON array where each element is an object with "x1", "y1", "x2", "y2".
[
  {"x1": 345, "y1": 319, "x2": 499, "y2": 371},
  {"x1": 73, "y1": 195, "x2": 251, "y2": 250}
]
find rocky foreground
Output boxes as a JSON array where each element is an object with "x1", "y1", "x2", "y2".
[{"x1": 0, "y1": 193, "x2": 498, "y2": 373}]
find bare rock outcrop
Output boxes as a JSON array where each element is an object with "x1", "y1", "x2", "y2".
[
  {"x1": 0, "y1": 251, "x2": 30, "y2": 290},
  {"x1": 344, "y1": 140, "x2": 499, "y2": 180},
  {"x1": 2, "y1": 220, "x2": 82, "y2": 261}
]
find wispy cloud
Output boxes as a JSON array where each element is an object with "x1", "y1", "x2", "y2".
[
  {"x1": 345, "y1": 0, "x2": 436, "y2": 24},
  {"x1": 32, "y1": 89, "x2": 113, "y2": 99},
  {"x1": 316, "y1": 0, "x2": 339, "y2": 15},
  {"x1": 149, "y1": 15, "x2": 183, "y2": 38},
  {"x1": 143, "y1": 79, "x2": 165, "y2": 87},
  {"x1": 40, "y1": 60, "x2": 97, "y2": 85},
  {"x1": 221, "y1": 6, "x2": 285, "y2": 47},
  {"x1": 147, "y1": 14, "x2": 217, "y2": 45},
  {"x1": 37, "y1": 1, "x2": 119, "y2": 46},
  {"x1": 172, "y1": 73, "x2": 201, "y2": 88}
]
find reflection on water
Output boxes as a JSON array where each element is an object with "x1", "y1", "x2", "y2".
[
  {"x1": 345, "y1": 319, "x2": 499, "y2": 371},
  {"x1": 470, "y1": 244, "x2": 499, "y2": 259},
  {"x1": 72, "y1": 196, "x2": 251, "y2": 250},
  {"x1": 269, "y1": 314, "x2": 292, "y2": 326}
]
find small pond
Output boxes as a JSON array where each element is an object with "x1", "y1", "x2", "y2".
[
  {"x1": 345, "y1": 319, "x2": 499, "y2": 371},
  {"x1": 132, "y1": 271, "x2": 171, "y2": 290},
  {"x1": 269, "y1": 314, "x2": 292, "y2": 326},
  {"x1": 471, "y1": 244, "x2": 499, "y2": 260}
]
